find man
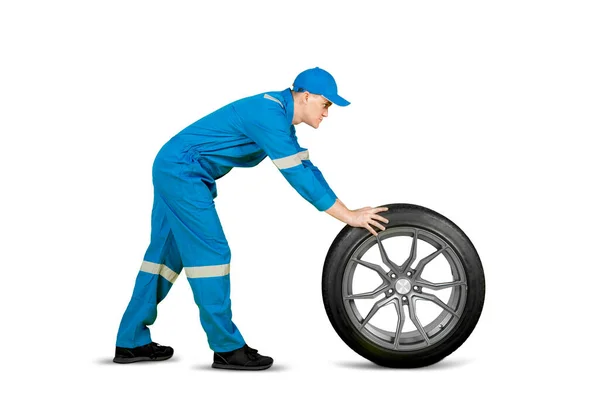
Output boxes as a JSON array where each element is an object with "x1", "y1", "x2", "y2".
[{"x1": 113, "y1": 67, "x2": 389, "y2": 370}]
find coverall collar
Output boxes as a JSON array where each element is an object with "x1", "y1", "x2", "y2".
[{"x1": 281, "y1": 88, "x2": 294, "y2": 126}]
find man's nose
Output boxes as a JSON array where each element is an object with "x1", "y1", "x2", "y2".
[{"x1": 323, "y1": 109, "x2": 328, "y2": 117}]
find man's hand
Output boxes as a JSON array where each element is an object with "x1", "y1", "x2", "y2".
[
  {"x1": 325, "y1": 200, "x2": 389, "y2": 236},
  {"x1": 347, "y1": 206, "x2": 389, "y2": 236}
]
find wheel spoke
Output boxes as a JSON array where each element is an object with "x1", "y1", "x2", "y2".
[
  {"x1": 408, "y1": 297, "x2": 430, "y2": 345},
  {"x1": 360, "y1": 295, "x2": 396, "y2": 330},
  {"x1": 415, "y1": 278, "x2": 466, "y2": 290},
  {"x1": 343, "y1": 226, "x2": 470, "y2": 352},
  {"x1": 376, "y1": 235, "x2": 401, "y2": 274},
  {"x1": 351, "y1": 258, "x2": 391, "y2": 283},
  {"x1": 345, "y1": 282, "x2": 389, "y2": 300},
  {"x1": 413, "y1": 246, "x2": 447, "y2": 278},
  {"x1": 399, "y1": 229, "x2": 418, "y2": 272},
  {"x1": 414, "y1": 292, "x2": 460, "y2": 318},
  {"x1": 392, "y1": 298, "x2": 405, "y2": 349}
]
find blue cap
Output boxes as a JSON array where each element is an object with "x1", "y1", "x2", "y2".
[{"x1": 292, "y1": 67, "x2": 350, "y2": 107}]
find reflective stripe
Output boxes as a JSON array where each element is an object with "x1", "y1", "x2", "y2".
[
  {"x1": 272, "y1": 150, "x2": 310, "y2": 170},
  {"x1": 185, "y1": 264, "x2": 230, "y2": 278},
  {"x1": 273, "y1": 153, "x2": 301, "y2": 169},
  {"x1": 140, "y1": 261, "x2": 179, "y2": 284},
  {"x1": 264, "y1": 94, "x2": 283, "y2": 107}
]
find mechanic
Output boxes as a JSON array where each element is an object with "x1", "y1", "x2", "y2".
[{"x1": 113, "y1": 67, "x2": 389, "y2": 370}]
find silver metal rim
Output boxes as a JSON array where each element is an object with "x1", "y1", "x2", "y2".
[{"x1": 342, "y1": 226, "x2": 468, "y2": 351}]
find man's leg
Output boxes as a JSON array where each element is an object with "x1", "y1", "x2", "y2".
[
  {"x1": 157, "y1": 186, "x2": 246, "y2": 353},
  {"x1": 115, "y1": 193, "x2": 184, "y2": 349}
]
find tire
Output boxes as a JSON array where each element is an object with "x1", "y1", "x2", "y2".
[{"x1": 322, "y1": 203, "x2": 485, "y2": 368}]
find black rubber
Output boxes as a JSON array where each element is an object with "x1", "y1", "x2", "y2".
[
  {"x1": 322, "y1": 203, "x2": 485, "y2": 368},
  {"x1": 211, "y1": 344, "x2": 273, "y2": 371},
  {"x1": 113, "y1": 342, "x2": 174, "y2": 364},
  {"x1": 113, "y1": 354, "x2": 173, "y2": 364},
  {"x1": 211, "y1": 362, "x2": 272, "y2": 371}
]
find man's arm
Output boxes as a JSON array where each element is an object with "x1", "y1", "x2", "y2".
[{"x1": 237, "y1": 101, "x2": 336, "y2": 211}]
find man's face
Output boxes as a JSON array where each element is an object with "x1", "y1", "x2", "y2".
[{"x1": 305, "y1": 94, "x2": 332, "y2": 128}]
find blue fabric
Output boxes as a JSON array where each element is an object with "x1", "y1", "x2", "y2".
[
  {"x1": 156, "y1": 88, "x2": 337, "y2": 211},
  {"x1": 116, "y1": 171, "x2": 245, "y2": 351},
  {"x1": 292, "y1": 67, "x2": 350, "y2": 106},
  {"x1": 117, "y1": 88, "x2": 337, "y2": 351}
]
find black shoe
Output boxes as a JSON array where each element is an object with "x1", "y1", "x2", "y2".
[
  {"x1": 113, "y1": 342, "x2": 174, "y2": 364},
  {"x1": 212, "y1": 344, "x2": 273, "y2": 370}
]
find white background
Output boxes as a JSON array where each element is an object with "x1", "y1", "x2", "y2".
[{"x1": 1, "y1": 0, "x2": 598, "y2": 398}]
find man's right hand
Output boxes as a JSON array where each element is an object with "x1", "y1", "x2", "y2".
[
  {"x1": 325, "y1": 199, "x2": 389, "y2": 236},
  {"x1": 347, "y1": 206, "x2": 389, "y2": 236}
]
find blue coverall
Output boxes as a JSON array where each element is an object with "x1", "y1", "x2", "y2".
[{"x1": 116, "y1": 88, "x2": 338, "y2": 352}]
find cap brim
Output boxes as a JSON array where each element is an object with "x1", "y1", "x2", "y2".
[{"x1": 324, "y1": 93, "x2": 350, "y2": 107}]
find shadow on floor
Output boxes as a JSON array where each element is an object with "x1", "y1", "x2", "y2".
[
  {"x1": 192, "y1": 363, "x2": 289, "y2": 372},
  {"x1": 333, "y1": 357, "x2": 473, "y2": 370}
]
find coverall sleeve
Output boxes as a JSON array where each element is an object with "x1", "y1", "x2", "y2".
[
  {"x1": 301, "y1": 158, "x2": 337, "y2": 201},
  {"x1": 290, "y1": 125, "x2": 338, "y2": 201},
  {"x1": 237, "y1": 102, "x2": 337, "y2": 211}
]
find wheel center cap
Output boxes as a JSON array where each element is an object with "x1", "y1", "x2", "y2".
[{"x1": 395, "y1": 279, "x2": 411, "y2": 295}]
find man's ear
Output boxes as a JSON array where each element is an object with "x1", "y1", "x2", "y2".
[{"x1": 303, "y1": 92, "x2": 310, "y2": 104}]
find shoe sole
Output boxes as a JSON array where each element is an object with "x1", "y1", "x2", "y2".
[
  {"x1": 211, "y1": 362, "x2": 273, "y2": 371},
  {"x1": 113, "y1": 354, "x2": 173, "y2": 364}
]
